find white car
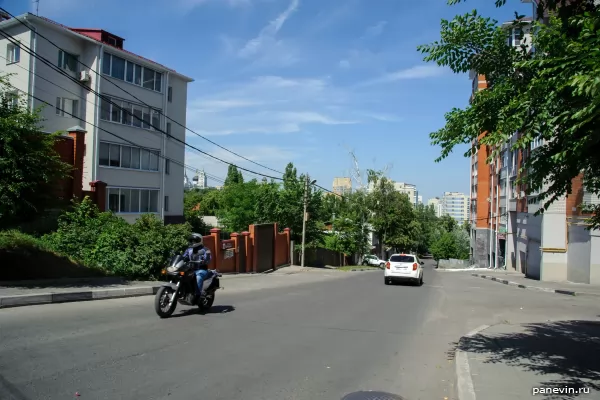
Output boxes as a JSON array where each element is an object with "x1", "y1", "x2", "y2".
[
  {"x1": 384, "y1": 253, "x2": 424, "y2": 286},
  {"x1": 362, "y1": 255, "x2": 386, "y2": 268}
]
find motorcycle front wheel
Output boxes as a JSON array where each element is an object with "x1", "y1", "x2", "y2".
[{"x1": 155, "y1": 286, "x2": 177, "y2": 318}]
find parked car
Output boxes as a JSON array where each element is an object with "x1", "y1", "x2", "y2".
[
  {"x1": 362, "y1": 255, "x2": 386, "y2": 268},
  {"x1": 384, "y1": 253, "x2": 424, "y2": 286}
]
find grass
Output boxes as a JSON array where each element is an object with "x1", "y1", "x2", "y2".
[
  {"x1": 0, "y1": 230, "x2": 107, "y2": 281},
  {"x1": 337, "y1": 265, "x2": 381, "y2": 272}
]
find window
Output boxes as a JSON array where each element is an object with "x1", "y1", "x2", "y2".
[
  {"x1": 5, "y1": 91, "x2": 19, "y2": 108},
  {"x1": 6, "y1": 43, "x2": 20, "y2": 64},
  {"x1": 166, "y1": 122, "x2": 171, "y2": 135},
  {"x1": 167, "y1": 86, "x2": 173, "y2": 102},
  {"x1": 55, "y1": 97, "x2": 79, "y2": 118},
  {"x1": 102, "y1": 51, "x2": 163, "y2": 92},
  {"x1": 164, "y1": 195, "x2": 169, "y2": 212},
  {"x1": 58, "y1": 50, "x2": 78, "y2": 74},
  {"x1": 107, "y1": 187, "x2": 159, "y2": 213},
  {"x1": 100, "y1": 96, "x2": 161, "y2": 130},
  {"x1": 531, "y1": 136, "x2": 544, "y2": 150},
  {"x1": 390, "y1": 255, "x2": 415, "y2": 263},
  {"x1": 99, "y1": 142, "x2": 160, "y2": 171},
  {"x1": 165, "y1": 159, "x2": 170, "y2": 175},
  {"x1": 107, "y1": 37, "x2": 117, "y2": 46}
]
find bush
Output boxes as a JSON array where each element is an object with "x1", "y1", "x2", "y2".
[
  {"x1": 0, "y1": 230, "x2": 105, "y2": 280},
  {"x1": 41, "y1": 197, "x2": 192, "y2": 280}
]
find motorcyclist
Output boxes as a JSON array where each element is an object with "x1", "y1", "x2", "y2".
[{"x1": 183, "y1": 233, "x2": 212, "y2": 297}]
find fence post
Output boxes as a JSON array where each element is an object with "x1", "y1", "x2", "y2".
[
  {"x1": 284, "y1": 228, "x2": 291, "y2": 264},
  {"x1": 210, "y1": 228, "x2": 221, "y2": 270},
  {"x1": 242, "y1": 231, "x2": 253, "y2": 273},
  {"x1": 230, "y1": 232, "x2": 240, "y2": 273}
]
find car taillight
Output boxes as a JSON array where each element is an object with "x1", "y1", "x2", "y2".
[
  {"x1": 386, "y1": 262, "x2": 390, "y2": 269},
  {"x1": 412, "y1": 263, "x2": 418, "y2": 271}
]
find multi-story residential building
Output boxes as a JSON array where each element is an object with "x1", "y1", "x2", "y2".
[
  {"x1": 417, "y1": 195, "x2": 423, "y2": 205},
  {"x1": 393, "y1": 182, "x2": 418, "y2": 207},
  {"x1": 441, "y1": 192, "x2": 469, "y2": 225},
  {"x1": 332, "y1": 177, "x2": 352, "y2": 196},
  {"x1": 0, "y1": 13, "x2": 193, "y2": 223},
  {"x1": 468, "y1": 9, "x2": 600, "y2": 284},
  {"x1": 427, "y1": 197, "x2": 443, "y2": 217},
  {"x1": 192, "y1": 170, "x2": 208, "y2": 189}
]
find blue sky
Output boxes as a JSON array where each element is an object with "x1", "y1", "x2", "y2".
[{"x1": 7, "y1": 0, "x2": 532, "y2": 202}]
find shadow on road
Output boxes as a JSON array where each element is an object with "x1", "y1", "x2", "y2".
[
  {"x1": 454, "y1": 320, "x2": 600, "y2": 398},
  {"x1": 171, "y1": 305, "x2": 236, "y2": 318}
]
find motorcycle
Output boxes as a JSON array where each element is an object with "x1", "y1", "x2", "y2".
[{"x1": 154, "y1": 254, "x2": 222, "y2": 318}]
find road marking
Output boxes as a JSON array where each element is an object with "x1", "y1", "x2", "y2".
[{"x1": 455, "y1": 325, "x2": 490, "y2": 400}]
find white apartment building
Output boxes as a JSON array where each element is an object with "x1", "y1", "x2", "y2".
[
  {"x1": 0, "y1": 13, "x2": 193, "y2": 223},
  {"x1": 441, "y1": 192, "x2": 469, "y2": 225},
  {"x1": 427, "y1": 197, "x2": 443, "y2": 218},
  {"x1": 393, "y1": 182, "x2": 418, "y2": 207}
]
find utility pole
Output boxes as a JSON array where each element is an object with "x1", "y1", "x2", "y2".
[{"x1": 300, "y1": 174, "x2": 310, "y2": 268}]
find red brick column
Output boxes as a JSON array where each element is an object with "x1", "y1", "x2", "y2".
[
  {"x1": 283, "y1": 228, "x2": 291, "y2": 264},
  {"x1": 67, "y1": 127, "x2": 86, "y2": 200},
  {"x1": 210, "y1": 228, "x2": 221, "y2": 270},
  {"x1": 89, "y1": 180, "x2": 107, "y2": 211},
  {"x1": 230, "y1": 232, "x2": 240, "y2": 273},
  {"x1": 272, "y1": 223, "x2": 278, "y2": 271},
  {"x1": 249, "y1": 225, "x2": 257, "y2": 273},
  {"x1": 242, "y1": 231, "x2": 253, "y2": 273}
]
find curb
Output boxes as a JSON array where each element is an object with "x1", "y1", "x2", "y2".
[
  {"x1": 0, "y1": 285, "x2": 161, "y2": 309},
  {"x1": 455, "y1": 324, "x2": 490, "y2": 400},
  {"x1": 471, "y1": 274, "x2": 600, "y2": 298}
]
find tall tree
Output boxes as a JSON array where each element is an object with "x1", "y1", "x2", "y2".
[
  {"x1": 418, "y1": 1, "x2": 600, "y2": 228},
  {"x1": 218, "y1": 180, "x2": 260, "y2": 232},
  {"x1": 224, "y1": 165, "x2": 243, "y2": 186},
  {"x1": 0, "y1": 75, "x2": 71, "y2": 227}
]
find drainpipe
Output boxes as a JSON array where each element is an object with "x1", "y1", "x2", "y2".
[
  {"x1": 504, "y1": 144, "x2": 510, "y2": 269},
  {"x1": 92, "y1": 45, "x2": 104, "y2": 183},
  {"x1": 160, "y1": 72, "x2": 169, "y2": 222},
  {"x1": 489, "y1": 159, "x2": 494, "y2": 268},
  {"x1": 495, "y1": 160, "x2": 500, "y2": 269},
  {"x1": 28, "y1": 25, "x2": 37, "y2": 112}
]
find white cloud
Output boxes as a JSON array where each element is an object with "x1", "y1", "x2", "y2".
[
  {"x1": 339, "y1": 59, "x2": 351, "y2": 69},
  {"x1": 238, "y1": 0, "x2": 300, "y2": 59},
  {"x1": 190, "y1": 99, "x2": 264, "y2": 113},
  {"x1": 361, "y1": 112, "x2": 403, "y2": 122},
  {"x1": 362, "y1": 21, "x2": 387, "y2": 39},
  {"x1": 359, "y1": 65, "x2": 446, "y2": 86}
]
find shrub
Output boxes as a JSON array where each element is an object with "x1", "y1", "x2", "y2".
[{"x1": 41, "y1": 197, "x2": 192, "y2": 280}]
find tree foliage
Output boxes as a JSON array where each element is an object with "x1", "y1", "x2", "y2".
[
  {"x1": 418, "y1": 0, "x2": 600, "y2": 228},
  {"x1": 0, "y1": 75, "x2": 72, "y2": 227}
]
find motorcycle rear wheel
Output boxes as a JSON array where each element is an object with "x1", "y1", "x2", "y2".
[
  {"x1": 155, "y1": 286, "x2": 177, "y2": 318},
  {"x1": 198, "y1": 293, "x2": 215, "y2": 313}
]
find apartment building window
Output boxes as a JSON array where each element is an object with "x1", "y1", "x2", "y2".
[
  {"x1": 167, "y1": 86, "x2": 173, "y2": 102},
  {"x1": 6, "y1": 42, "x2": 20, "y2": 64},
  {"x1": 99, "y1": 142, "x2": 159, "y2": 171},
  {"x1": 531, "y1": 136, "x2": 544, "y2": 150},
  {"x1": 100, "y1": 96, "x2": 161, "y2": 130},
  {"x1": 103, "y1": 52, "x2": 163, "y2": 92},
  {"x1": 55, "y1": 97, "x2": 79, "y2": 118},
  {"x1": 58, "y1": 50, "x2": 78, "y2": 74},
  {"x1": 107, "y1": 187, "x2": 159, "y2": 213},
  {"x1": 164, "y1": 195, "x2": 169, "y2": 212},
  {"x1": 4, "y1": 91, "x2": 19, "y2": 108},
  {"x1": 165, "y1": 159, "x2": 170, "y2": 175}
]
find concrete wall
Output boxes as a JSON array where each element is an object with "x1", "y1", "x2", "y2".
[
  {"x1": 590, "y1": 231, "x2": 600, "y2": 285},
  {"x1": 473, "y1": 228, "x2": 491, "y2": 267},
  {"x1": 539, "y1": 195, "x2": 568, "y2": 282},
  {"x1": 567, "y1": 222, "x2": 591, "y2": 283},
  {"x1": 438, "y1": 259, "x2": 470, "y2": 269}
]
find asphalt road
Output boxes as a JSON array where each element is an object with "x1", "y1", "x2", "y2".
[{"x1": 2, "y1": 263, "x2": 599, "y2": 400}]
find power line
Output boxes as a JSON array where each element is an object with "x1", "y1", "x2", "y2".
[
  {"x1": 0, "y1": 51, "x2": 256, "y2": 183},
  {"x1": 0, "y1": 27, "x2": 284, "y2": 182},
  {"x1": 0, "y1": 8, "x2": 285, "y2": 176}
]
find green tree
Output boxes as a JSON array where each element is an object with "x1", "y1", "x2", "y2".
[
  {"x1": 183, "y1": 188, "x2": 220, "y2": 233},
  {"x1": 430, "y1": 231, "x2": 459, "y2": 261},
  {"x1": 413, "y1": 204, "x2": 439, "y2": 255},
  {"x1": 438, "y1": 214, "x2": 457, "y2": 234},
  {"x1": 325, "y1": 191, "x2": 371, "y2": 258},
  {"x1": 218, "y1": 180, "x2": 261, "y2": 232},
  {"x1": 419, "y1": 1, "x2": 600, "y2": 228},
  {"x1": 0, "y1": 76, "x2": 72, "y2": 227},
  {"x1": 224, "y1": 165, "x2": 244, "y2": 186}
]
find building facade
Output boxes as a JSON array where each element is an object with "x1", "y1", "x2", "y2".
[
  {"x1": 393, "y1": 182, "x2": 418, "y2": 207},
  {"x1": 441, "y1": 192, "x2": 468, "y2": 225},
  {"x1": 0, "y1": 13, "x2": 193, "y2": 223},
  {"x1": 427, "y1": 197, "x2": 443, "y2": 217},
  {"x1": 468, "y1": 11, "x2": 600, "y2": 284},
  {"x1": 332, "y1": 177, "x2": 352, "y2": 196}
]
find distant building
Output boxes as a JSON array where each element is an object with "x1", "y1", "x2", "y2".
[
  {"x1": 442, "y1": 192, "x2": 469, "y2": 225},
  {"x1": 393, "y1": 182, "x2": 418, "y2": 207},
  {"x1": 417, "y1": 195, "x2": 423, "y2": 205},
  {"x1": 427, "y1": 197, "x2": 443, "y2": 217},
  {"x1": 332, "y1": 177, "x2": 352, "y2": 196},
  {"x1": 192, "y1": 170, "x2": 208, "y2": 189}
]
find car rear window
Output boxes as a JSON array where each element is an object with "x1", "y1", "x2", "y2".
[{"x1": 390, "y1": 255, "x2": 415, "y2": 263}]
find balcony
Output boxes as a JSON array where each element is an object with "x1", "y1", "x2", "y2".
[
  {"x1": 473, "y1": 176, "x2": 478, "y2": 185},
  {"x1": 500, "y1": 167, "x2": 507, "y2": 179},
  {"x1": 509, "y1": 198, "x2": 517, "y2": 212}
]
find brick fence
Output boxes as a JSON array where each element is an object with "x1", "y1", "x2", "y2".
[{"x1": 201, "y1": 224, "x2": 291, "y2": 274}]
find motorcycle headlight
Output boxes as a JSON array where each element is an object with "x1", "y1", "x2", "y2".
[{"x1": 166, "y1": 266, "x2": 177, "y2": 273}]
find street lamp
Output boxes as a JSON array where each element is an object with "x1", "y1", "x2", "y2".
[{"x1": 300, "y1": 175, "x2": 317, "y2": 268}]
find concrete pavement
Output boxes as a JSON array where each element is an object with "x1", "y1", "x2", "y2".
[{"x1": 1, "y1": 262, "x2": 599, "y2": 400}]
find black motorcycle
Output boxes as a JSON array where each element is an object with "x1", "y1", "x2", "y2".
[{"x1": 154, "y1": 254, "x2": 222, "y2": 318}]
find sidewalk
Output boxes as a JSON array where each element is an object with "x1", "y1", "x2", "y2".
[
  {"x1": 456, "y1": 321, "x2": 600, "y2": 400},
  {"x1": 471, "y1": 269, "x2": 600, "y2": 298}
]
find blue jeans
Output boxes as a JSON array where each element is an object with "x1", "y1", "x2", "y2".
[{"x1": 195, "y1": 269, "x2": 209, "y2": 295}]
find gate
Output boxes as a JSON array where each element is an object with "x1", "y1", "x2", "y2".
[{"x1": 253, "y1": 223, "x2": 275, "y2": 273}]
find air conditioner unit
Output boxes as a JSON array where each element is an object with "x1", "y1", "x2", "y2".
[{"x1": 80, "y1": 70, "x2": 91, "y2": 82}]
